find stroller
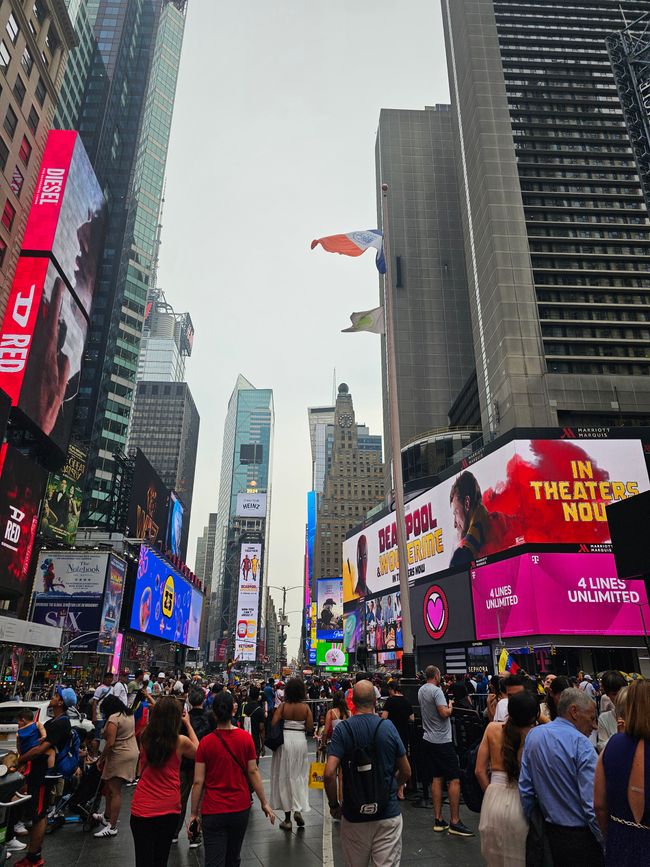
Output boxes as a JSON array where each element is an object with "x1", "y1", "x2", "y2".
[
  {"x1": 47, "y1": 760, "x2": 103, "y2": 833},
  {"x1": 0, "y1": 756, "x2": 32, "y2": 860}
]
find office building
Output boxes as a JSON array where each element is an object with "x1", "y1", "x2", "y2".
[
  {"x1": 0, "y1": 1, "x2": 76, "y2": 319},
  {"x1": 55, "y1": 0, "x2": 95, "y2": 130},
  {"x1": 375, "y1": 105, "x2": 477, "y2": 468},
  {"x1": 313, "y1": 384, "x2": 385, "y2": 582},
  {"x1": 136, "y1": 287, "x2": 194, "y2": 382},
  {"x1": 308, "y1": 405, "x2": 382, "y2": 496},
  {"x1": 194, "y1": 512, "x2": 218, "y2": 653},
  {"x1": 441, "y1": 0, "x2": 650, "y2": 435},
  {"x1": 210, "y1": 375, "x2": 274, "y2": 649},
  {"x1": 66, "y1": 0, "x2": 188, "y2": 526}
]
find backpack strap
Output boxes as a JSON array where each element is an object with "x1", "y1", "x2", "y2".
[{"x1": 215, "y1": 732, "x2": 248, "y2": 779}]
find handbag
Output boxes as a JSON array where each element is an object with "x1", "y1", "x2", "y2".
[
  {"x1": 308, "y1": 760, "x2": 325, "y2": 789},
  {"x1": 264, "y1": 703, "x2": 284, "y2": 752}
]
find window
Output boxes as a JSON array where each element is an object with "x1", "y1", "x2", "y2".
[
  {"x1": 13, "y1": 75, "x2": 26, "y2": 106},
  {"x1": 45, "y1": 26, "x2": 59, "y2": 55},
  {"x1": 21, "y1": 46, "x2": 33, "y2": 77},
  {"x1": 32, "y1": 2, "x2": 47, "y2": 25},
  {"x1": 0, "y1": 138, "x2": 8, "y2": 172},
  {"x1": 18, "y1": 135, "x2": 31, "y2": 166},
  {"x1": 2, "y1": 201, "x2": 16, "y2": 231},
  {"x1": 0, "y1": 40, "x2": 10, "y2": 72},
  {"x1": 27, "y1": 106, "x2": 38, "y2": 134},
  {"x1": 0, "y1": 237, "x2": 6, "y2": 268},
  {"x1": 10, "y1": 166, "x2": 23, "y2": 197},
  {"x1": 35, "y1": 76, "x2": 45, "y2": 106},
  {"x1": 3, "y1": 106, "x2": 17, "y2": 139},
  {"x1": 5, "y1": 14, "x2": 19, "y2": 45}
]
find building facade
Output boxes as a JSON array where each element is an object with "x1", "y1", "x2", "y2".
[
  {"x1": 136, "y1": 287, "x2": 193, "y2": 383},
  {"x1": 308, "y1": 405, "x2": 382, "y2": 496},
  {"x1": 194, "y1": 512, "x2": 218, "y2": 653},
  {"x1": 0, "y1": 0, "x2": 76, "y2": 320},
  {"x1": 441, "y1": 0, "x2": 650, "y2": 436},
  {"x1": 313, "y1": 384, "x2": 385, "y2": 583},
  {"x1": 55, "y1": 0, "x2": 95, "y2": 130}
]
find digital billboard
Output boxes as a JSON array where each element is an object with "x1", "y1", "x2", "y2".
[
  {"x1": 366, "y1": 589, "x2": 402, "y2": 652},
  {"x1": 317, "y1": 577, "x2": 343, "y2": 640},
  {"x1": 0, "y1": 445, "x2": 47, "y2": 604},
  {"x1": 31, "y1": 550, "x2": 109, "y2": 650},
  {"x1": 234, "y1": 542, "x2": 262, "y2": 661},
  {"x1": 471, "y1": 552, "x2": 649, "y2": 639},
  {"x1": 40, "y1": 442, "x2": 86, "y2": 545},
  {"x1": 127, "y1": 450, "x2": 169, "y2": 546},
  {"x1": 342, "y1": 438, "x2": 650, "y2": 599},
  {"x1": 235, "y1": 493, "x2": 267, "y2": 518},
  {"x1": 411, "y1": 571, "x2": 476, "y2": 647},
  {"x1": 343, "y1": 598, "x2": 364, "y2": 651},
  {"x1": 97, "y1": 554, "x2": 126, "y2": 655},
  {"x1": 316, "y1": 641, "x2": 348, "y2": 672},
  {"x1": 166, "y1": 491, "x2": 184, "y2": 559},
  {"x1": 130, "y1": 545, "x2": 201, "y2": 648}
]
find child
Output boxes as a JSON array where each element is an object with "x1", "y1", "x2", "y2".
[{"x1": 15, "y1": 708, "x2": 55, "y2": 775}]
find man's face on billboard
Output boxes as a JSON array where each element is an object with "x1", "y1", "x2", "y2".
[
  {"x1": 451, "y1": 493, "x2": 471, "y2": 541},
  {"x1": 60, "y1": 479, "x2": 67, "y2": 492}
]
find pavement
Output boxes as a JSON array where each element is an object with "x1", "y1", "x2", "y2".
[{"x1": 33, "y1": 753, "x2": 484, "y2": 866}]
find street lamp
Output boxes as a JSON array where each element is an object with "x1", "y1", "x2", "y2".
[{"x1": 268, "y1": 585, "x2": 303, "y2": 668}]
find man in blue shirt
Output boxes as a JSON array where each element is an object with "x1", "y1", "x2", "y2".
[
  {"x1": 325, "y1": 680, "x2": 410, "y2": 867},
  {"x1": 519, "y1": 687, "x2": 604, "y2": 867}
]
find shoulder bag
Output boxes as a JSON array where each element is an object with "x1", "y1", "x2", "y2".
[{"x1": 264, "y1": 702, "x2": 284, "y2": 751}]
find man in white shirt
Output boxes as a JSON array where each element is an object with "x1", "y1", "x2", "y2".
[
  {"x1": 111, "y1": 669, "x2": 129, "y2": 706},
  {"x1": 494, "y1": 674, "x2": 528, "y2": 722},
  {"x1": 579, "y1": 674, "x2": 597, "y2": 700},
  {"x1": 91, "y1": 671, "x2": 114, "y2": 737}
]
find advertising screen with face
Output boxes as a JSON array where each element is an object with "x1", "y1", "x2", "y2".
[
  {"x1": 167, "y1": 492, "x2": 184, "y2": 559},
  {"x1": 366, "y1": 589, "x2": 402, "y2": 652},
  {"x1": 0, "y1": 445, "x2": 47, "y2": 604},
  {"x1": 342, "y1": 438, "x2": 650, "y2": 598},
  {"x1": 40, "y1": 442, "x2": 86, "y2": 545},
  {"x1": 317, "y1": 577, "x2": 343, "y2": 640},
  {"x1": 130, "y1": 546, "x2": 200, "y2": 648},
  {"x1": 97, "y1": 554, "x2": 126, "y2": 655},
  {"x1": 343, "y1": 598, "x2": 364, "y2": 651},
  {"x1": 127, "y1": 450, "x2": 169, "y2": 546},
  {"x1": 471, "y1": 552, "x2": 649, "y2": 639},
  {"x1": 316, "y1": 641, "x2": 348, "y2": 672},
  {"x1": 234, "y1": 542, "x2": 262, "y2": 661}
]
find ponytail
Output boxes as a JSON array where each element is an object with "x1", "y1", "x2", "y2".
[{"x1": 501, "y1": 718, "x2": 522, "y2": 782}]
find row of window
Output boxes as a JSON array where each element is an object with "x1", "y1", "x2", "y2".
[
  {"x1": 542, "y1": 325, "x2": 650, "y2": 340},
  {"x1": 545, "y1": 342, "x2": 650, "y2": 359},
  {"x1": 530, "y1": 243, "x2": 650, "y2": 256},
  {"x1": 537, "y1": 276, "x2": 650, "y2": 289},
  {"x1": 526, "y1": 212, "x2": 648, "y2": 225},
  {"x1": 532, "y1": 258, "x2": 650, "y2": 272},
  {"x1": 537, "y1": 290, "x2": 650, "y2": 305},
  {"x1": 540, "y1": 307, "x2": 650, "y2": 322}
]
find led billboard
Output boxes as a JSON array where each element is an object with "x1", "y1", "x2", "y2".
[
  {"x1": 127, "y1": 450, "x2": 169, "y2": 546},
  {"x1": 97, "y1": 554, "x2": 126, "y2": 655},
  {"x1": 40, "y1": 442, "x2": 86, "y2": 545},
  {"x1": 342, "y1": 598, "x2": 364, "y2": 651},
  {"x1": 235, "y1": 493, "x2": 267, "y2": 518},
  {"x1": 366, "y1": 589, "x2": 402, "y2": 652},
  {"x1": 317, "y1": 577, "x2": 343, "y2": 641},
  {"x1": 234, "y1": 542, "x2": 262, "y2": 661},
  {"x1": 316, "y1": 641, "x2": 348, "y2": 672},
  {"x1": 471, "y1": 552, "x2": 649, "y2": 639},
  {"x1": 166, "y1": 491, "x2": 184, "y2": 559},
  {"x1": 130, "y1": 546, "x2": 201, "y2": 648},
  {"x1": 342, "y1": 438, "x2": 650, "y2": 600}
]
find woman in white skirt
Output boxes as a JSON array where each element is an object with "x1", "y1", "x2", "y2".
[
  {"x1": 270, "y1": 677, "x2": 314, "y2": 831},
  {"x1": 476, "y1": 690, "x2": 540, "y2": 866}
]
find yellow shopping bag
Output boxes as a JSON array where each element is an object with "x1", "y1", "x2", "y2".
[{"x1": 308, "y1": 760, "x2": 325, "y2": 789}]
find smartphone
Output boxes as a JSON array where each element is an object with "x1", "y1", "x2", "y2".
[{"x1": 188, "y1": 818, "x2": 199, "y2": 842}]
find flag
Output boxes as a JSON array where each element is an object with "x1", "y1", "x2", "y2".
[
  {"x1": 342, "y1": 307, "x2": 385, "y2": 334},
  {"x1": 311, "y1": 230, "x2": 386, "y2": 274},
  {"x1": 498, "y1": 649, "x2": 520, "y2": 675}
]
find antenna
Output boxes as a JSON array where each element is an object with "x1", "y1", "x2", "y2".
[{"x1": 332, "y1": 368, "x2": 336, "y2": 403}]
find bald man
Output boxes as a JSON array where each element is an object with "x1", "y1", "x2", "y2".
[{"x1": 325, "y1": 680, "x2": 410, "y2": 867}]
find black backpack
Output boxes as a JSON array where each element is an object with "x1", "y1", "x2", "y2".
[
  {"x1": 341, "y1": 718, "x2": 389, "y2": 821},
  {"x1": 459, "y1": 739, "x2": 484, "y2": 813}
]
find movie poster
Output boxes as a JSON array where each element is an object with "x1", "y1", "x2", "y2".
[
  {"x1": 40, "y1": 442, "x2": 86, "y2": 545},
  {"x1": 97, "y1": 554, "x2": 126, "y2": 655},
  {"x1": 366, "y1": 589, "x2": 402, "y2": 652},
  {"x1": 234, "y1": 542, "x2": 262, "y2": 661},
  {"x1": 317, "y1": 577, "x2": 343, "y2": 641},
  {"x1": 127, "y1": 450, "x2": 169, "y2": 545}
]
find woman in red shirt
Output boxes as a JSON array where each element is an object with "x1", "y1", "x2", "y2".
[
  {"x1": 189, "y1": 691, "x2": 274, "y2": 867},
  {"x1": 130, "y1": 695, "x2": 198, "y2": 866}
]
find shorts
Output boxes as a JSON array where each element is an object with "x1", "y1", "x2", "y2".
[
  {"x1": 25, "y1": 777, "x2": 54, "y2": 822},
  {"x1": 421, "y1": 740, "x2": 460, "y2": 782}
]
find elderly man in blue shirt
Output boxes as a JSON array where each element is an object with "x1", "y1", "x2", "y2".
[{"x1": 519, "y1": 687, "x2": 604, "y2": 867}]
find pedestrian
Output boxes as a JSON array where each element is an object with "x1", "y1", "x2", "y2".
[
  {"x1": 542, "y1": 675, "x2": 572, "y2": 722},
  {"x1": 174, "y1": 688, "x2": 214, "y2": 846},
  {"x1": 263, "y1": 678, "x2": 275, "y2": 720},
  {"x1": 241, "y1": 685, "x2": 266, "y2": 761},
  {"x1": 91, "y1": 671, "x2": 114, "y2": 738},
  {"x1": 486, "y1": 675, "x2": 503, "y2": 722},
  {"x1": 270, "y1": 677, "x2": 313, "y2": 831},
  {"x1": 127, "y1": 670, "x2": 145, "y2": 707},
  {"x1": 597, "y1": 672, "x2": 628, "y2": 754},
  {"x1": 599, "y1": 671, "x2": 626, "y2": 715},
  {"x1": 579, "y1": 673, "x2": 598, "y2": 700},
  {"x1": 494, "y1": 674, "x2": 528, "y2": 723},
  {"x1": 189, "y1": 691, "x2": 275, "y2": 866},
  {"x1": 476, "y1": 690, "x2": 539, "y2": 866},
  {"x1": 130, "y1": 695, "x2": 199, "y2": 866},
  {"x1": 93, "y1": 695, "x2": 139, "y2": 838},
  {"x1": 380, "y1": 680, "x2": 414, "y2": 800},
  {"x1": 111, "y1": 669, "x2": 129, "y2": 706},
  {"x1": 418, "y1": 665, "x2": 473, "y2": 837},
  {"x1": 594, "y1": 679, "x2": 650, "y2": 866},
  {"x1": 519, "y1": 687, "x2": 603, "y2": 867},
  {"x1": 325, "y1": 679, "x2": 411, "y2": 867},
  {"x1": 323, "y1": 689, "x2": 351, "y2": 744}
]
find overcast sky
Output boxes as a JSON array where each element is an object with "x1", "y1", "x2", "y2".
[{"x1": 157, "y1": 1, "x2": 450, "y2": 659}]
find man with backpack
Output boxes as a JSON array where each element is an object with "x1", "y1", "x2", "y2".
[{"x1": 325, "y1": 680, "x2": 411, "y2": 867}]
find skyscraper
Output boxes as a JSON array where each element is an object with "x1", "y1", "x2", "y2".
[
  {"x1": 55, "y1": 0, "x2": 96, "y2": 131},
  {"x1": 308, "y1": 405, "x2": 382, "y2": 495},
  {"x1": 194, "y1": 512, "x2": 218, "y2": 652},
  {"x1": 441, "y1": 0, "x2": 650, "y2": 435},
  {"x1": 64, "y1": 0, "x2": 188, "y2": 525},
  {"x1": 137, "y1": 288, "x2": 194, "y2": 382},
  {"x1": 210, "y1": 376, "x2": 274, "y2": 650}
]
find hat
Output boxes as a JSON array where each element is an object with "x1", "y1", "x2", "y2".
[
  {"x1": 56, "y1": 686, "x2": 77, "y2": 708},
  {"x1": 324, "y1": 598, "x2": 336, "y2": 606},
  {"x1": 157, "y1": 672, "x2": 166, "y2": 679},
  {"x1": 584, "y1": 674, "x2": 593, "y2": 682}
]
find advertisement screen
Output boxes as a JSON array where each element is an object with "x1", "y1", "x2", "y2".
[
  {"x1": 40, "y1": 442, "x2": 86, "y2": 545},
  {"x1": 317, "y1": 577, "x2": 343, "y2": 640},
  {"x1": 235, "y1": 493, "x2": 267, "y2": 518},
  {"x1": 471, "y1": 552, "x2": 649, "y2": 639},
  {"x1": 316, "y1": 641, "x2": 348, "y2": 672},
  {"x1": 127, "y1": 450, "x2": 169, "y2": 545},
  {"x1": 411, "y1": 571, "x2": 476, "y2": 647},
  {"x1": 366, "y1": 589, "x2": 402, "y2": 652},
  {"x1": 342, "y1": 438, "x2": 650, "y2": 600},
  {"x1": 130, "y1": 546, "x2": 201, "y2": 648},
  {"x1": 607, "y1": 491, "x2": 650, "y2": 580},
  {"x1": 166, "y1": 492, "x2": 184, "y2": 559},
  {"x1": 188, "y1": 586, "x2": 203, "y2": 650},
  {"x1": 97, "y1": 554, "x2": 126, "y2": 655},
  {"x1": 234, "y1": 543, "x2": 262, "y2": 661},
  {"x1": 343, "y1": 598, "x2": 364, "y2": 651},
  {"x1": 31, "y1": 550, "x2": 109, "y2": 649},
  {"x1": 0, "y1": 445, "x2": 47, "y2": 603}
]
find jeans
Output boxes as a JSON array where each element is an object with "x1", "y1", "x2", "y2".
[
  {"x1": 202, "y1": 809, "x2": 251, "y2": 867},
  {"x1": 545, "y1": 823, "x2": 605, "y2": 867},
  {"x1": 130, "y1": 813, "x2": 180, "y2": 867}
]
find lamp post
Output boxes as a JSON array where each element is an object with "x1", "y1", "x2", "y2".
[{"x1": 268, "y1": 585, "x2": 303, "y2": 670}]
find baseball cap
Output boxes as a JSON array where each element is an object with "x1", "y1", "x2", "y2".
[
  {"x1": 584, "y1": 674, "x2": 593, "y2": 682},
  {"x1": 157, "y1": 672, "x2": 166, "y2": 679},
  {"x1": 56, "y1": 686, "x2": 78, "y2": 708}
]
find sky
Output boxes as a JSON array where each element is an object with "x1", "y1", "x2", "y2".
[{"x1": 157, "y1": 1, "x2": 451, "y2": 659}]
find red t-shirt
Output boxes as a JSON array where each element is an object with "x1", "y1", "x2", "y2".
[{"x1": 196, "y1": 729, "x2": 255, "y2": 815}]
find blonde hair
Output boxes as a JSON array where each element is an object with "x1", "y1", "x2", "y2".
[
  {"x1": 624, "y1": 680, "x2": 650, "y2": 740},
  {"x1": 614, "y1": 686, "x2": 628, "y2": 721}
]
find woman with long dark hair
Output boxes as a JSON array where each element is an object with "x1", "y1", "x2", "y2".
[
  {"x1": 270, "y1": 677, "x2": 313, "y2": 831},
  {"x1": 476, "y1": 690, "x2": 540, "y2": 866},
  {"x1": 93, "y1": 695, "x2": 139, "y2": 838},
  {"x1": 189, "y1": 691, "x2": 274, "y2": 867},
  {"x1": 130, "y1": 695, "x2": 198, "y2": 866}
]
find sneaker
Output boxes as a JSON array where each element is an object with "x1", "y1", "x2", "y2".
[
  {"x1": 433, "y1": 817, "x2": 449, "y2": 832},
  {"x1": 171, "y1": 838, "x2": 178, "y2": 844},
  {"x1": 94, "y1": 825, "x2": 118, "y2": 838},
  {"x1": 189, "y1": 833, "x2": 202, "y2": 850},
  {"x1": 92, "y1": 812, "x2": 109, "y2": 826},
  {"x1": 294, "y1": 812, "x2": 305, "y2": 828},
  {"x1": 13, "y1": 822, "x2": 28, "y2": 836},
  {"x1": 5, "y1": 839, "x2": 26, "y2": 852},
  {"x1": 448, "y1": 821, "x2": 474, "y2": 837},
  {"x1": 279, "y1": 819, "x2": 292, "y2": 831}
]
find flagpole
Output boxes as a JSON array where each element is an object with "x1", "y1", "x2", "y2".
[{"x1": 380, "y1": 182, "x2": 416, "y2": 680}]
